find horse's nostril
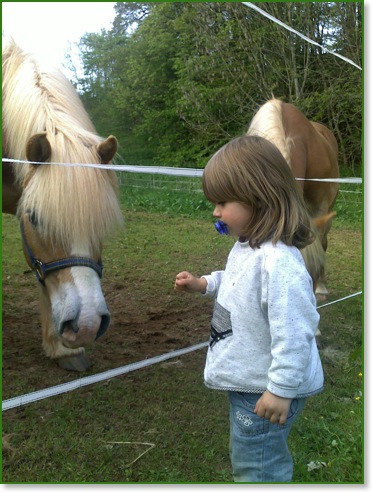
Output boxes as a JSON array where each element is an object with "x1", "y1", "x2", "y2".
[
  {"x1": 60, "y1": 319, "x2": 79, "y2": 335},
  {"x1": 59, "y1": 314, "x2": 110, "y2": 342},
  {"x1": 96, "y1": 314, "x2": 110, "y2": 340}
]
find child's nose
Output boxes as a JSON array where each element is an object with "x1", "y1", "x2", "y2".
[{"x1": 213, "y1": 206, "x2": 221, "y2": 217}]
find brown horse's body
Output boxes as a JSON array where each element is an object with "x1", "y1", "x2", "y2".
[
  {"x1": 2, "y1": 41, "x2": 123, "y2": 371},
  {"x1": 247, "y1": 99, "x2": 339, "y2": 297}
]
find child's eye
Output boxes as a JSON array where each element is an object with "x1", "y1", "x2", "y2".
[{"x1": 217, "y1": 201, "x2": 226, "y2": 206}]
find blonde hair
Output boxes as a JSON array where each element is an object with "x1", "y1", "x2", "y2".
[
  {"x1": 202, "y1": 135, "x2": 314, "y2": 249},
  {"x1": 3, "y1": 41, "x2": 123, "y2": 255}
]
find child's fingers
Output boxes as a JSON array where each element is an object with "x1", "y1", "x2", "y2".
[
  {"x1": 175, "y1": 272, "x2": 191, "y2": 286},
  {"x1": 174, "y1": 283, "x2": 186, "y2": 291},
  {"x1": 174, "y1": 272, "x2": 193, "y2": 291},
  {"x1": 176, "y1": 271, "x2": 190, "y2": 281}
]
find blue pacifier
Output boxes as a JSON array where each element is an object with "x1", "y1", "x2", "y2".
[{"x1": 215, "y1": 220, "x2": 229, "y2": 235}]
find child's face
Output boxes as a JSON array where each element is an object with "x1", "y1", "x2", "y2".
[{"x1": 213, "y1": 201, "x2": 252, "y2": 237}]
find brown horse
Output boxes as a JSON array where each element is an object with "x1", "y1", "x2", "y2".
[
  {"x1": 247, "y1": 98, "x2": 339, "y2": 298},
  {"x1": 2, "y1": 41, "x2": 123, "y2": 371}
]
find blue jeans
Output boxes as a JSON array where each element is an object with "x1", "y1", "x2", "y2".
[{"x1": 228, "y1": 391, "x2": 306, "y2": 483}]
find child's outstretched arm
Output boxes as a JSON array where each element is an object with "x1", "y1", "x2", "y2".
[{"x1": 174, "y1": 271, "x2": 207, "y2": 294}]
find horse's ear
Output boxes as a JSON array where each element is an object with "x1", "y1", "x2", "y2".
[
  {"x1": 26, "y1": 133, "x2": 51, "y2": 164},
  {"x1": 97, "y1": 136, "x2": 118, "y2": 164}
]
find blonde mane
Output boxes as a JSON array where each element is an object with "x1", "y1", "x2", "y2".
[
  {"x1": 247, "y1": 98, "x2": 292, "y2": 166},
  {"x1": 2, "y1": 41, "x2": 122, "y2": 253}
]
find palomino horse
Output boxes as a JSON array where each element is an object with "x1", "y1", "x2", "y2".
[
  {"x1": 2, "y1": 42, "x2": 123, "y2": 371},
  {"x1": 247, "y1": 98, "x2": 339, "y2": 299}
]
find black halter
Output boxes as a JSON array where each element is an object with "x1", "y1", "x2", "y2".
[{"x1": 20, "y1": 216, "x2": 103, "y2": 285}]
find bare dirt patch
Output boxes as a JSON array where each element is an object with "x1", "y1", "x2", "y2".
[{"x1": 2, "y1": 276, "x2": 212, "y2": 400}]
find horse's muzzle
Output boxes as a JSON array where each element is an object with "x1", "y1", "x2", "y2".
[{"x1": 59, "y1": 313, "x2": 110, "y2": 347}]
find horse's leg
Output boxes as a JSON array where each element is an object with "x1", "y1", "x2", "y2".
[
  {"x1": 315, "y1": 244, "x2": 328, "y2": 300},
  {"x1": 315, "y1": 328, "x2": 322, "y2": 348},
  {"x1": 39, "y1": 287, "x2": 91, "y2": 371},
  {"x1": 313, "y1": 212, "x2": 335, "y2": 300},
  {"x1": 315, "y1": 271, "x2": 328, "y2": 299},
  {"x1": 314, "y1": 236, "x2": 328, "y2": 299}
]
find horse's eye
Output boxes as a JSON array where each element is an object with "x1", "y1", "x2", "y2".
[{"x1": 29, "y1": 212, "x2": 39, "y2": 228}]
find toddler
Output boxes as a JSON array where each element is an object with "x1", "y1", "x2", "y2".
[{"x1": 175, "y1": 135, "x2": 323, "y2": 483}]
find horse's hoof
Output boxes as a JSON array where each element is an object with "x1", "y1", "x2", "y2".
[
  {"x1": 316, "y1": 293, "x2": 328, "y2": 303},
  {"x1": 57, "y1": 354, "x2": 91, "y2": 372}
]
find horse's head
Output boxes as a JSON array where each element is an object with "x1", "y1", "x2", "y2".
[
  {"x1": 3, "y1": 42, "x2": 124, "y2": 370},
  {"x1": 18, "y1": 133, "x2": 122, "y2": 371}
]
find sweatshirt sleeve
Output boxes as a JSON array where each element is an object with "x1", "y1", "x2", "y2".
[
  {"x1": 263, "y1": 249, "x2": 320, "y2": 399},
  {"x1": 201, "y1": 270, "x2": 224, "y2": 298}
]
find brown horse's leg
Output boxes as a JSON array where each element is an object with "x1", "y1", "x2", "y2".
[
  {"x1": 315, "y1": 235, "x2": 328, "y2": 299},
  {"x1": 315, "y1": 268, "x2": 328, "y2": 300},
  {"x1": 312, "y1": 212, "x2": 335, "y2": 299}
]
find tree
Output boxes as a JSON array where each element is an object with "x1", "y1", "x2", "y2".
[{"x1": 74, "y1": 2, "x2": 362, "y2": 171}]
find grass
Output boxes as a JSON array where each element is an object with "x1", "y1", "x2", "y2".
[
  {"x1": 2, "y1": 353, "x2": 232, "y2": 483},
  {"x1": 2, "y1": 352, "x2": 363, "y2": 483},
  {"x1": 2, "y1": 176, "x2": 363, "y2": 484},
  {"x1": 118, "y1": 171, "x2": 363, "y2": 227}
]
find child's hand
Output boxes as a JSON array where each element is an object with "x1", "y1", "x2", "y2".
[
  {"x1": 254, "y1": 390, "x2": 292, "y2": 425},
  {"x1": 174, "y1": 271, "x2": 207, "y2": 294}
]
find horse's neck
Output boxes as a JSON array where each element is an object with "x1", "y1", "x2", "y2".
[{"x1": 248, "y1": 100, "x2": 292, "y2": 165}]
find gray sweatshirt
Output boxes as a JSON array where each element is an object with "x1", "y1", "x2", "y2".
[{"x1": 202, "y1": 239, "x2": 324, "y2": 399}]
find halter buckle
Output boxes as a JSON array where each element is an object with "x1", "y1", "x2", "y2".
[{"x1": 33, "y1": 259, "x2": 46, "y2": 284}]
